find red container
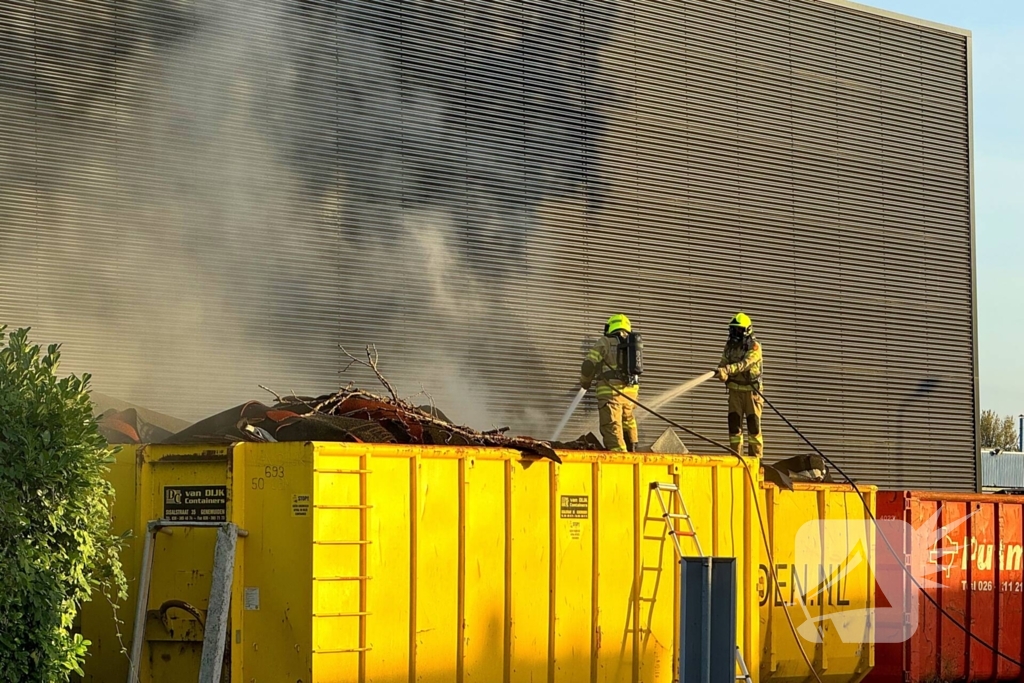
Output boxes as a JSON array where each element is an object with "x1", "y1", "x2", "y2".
[{"x1": 868, "y1": 491, "x2": 1024, "y2": 683}]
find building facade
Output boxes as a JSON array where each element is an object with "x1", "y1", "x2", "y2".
[{"x1": 0, "y1": 0, "x2": 976, "y2": 488}]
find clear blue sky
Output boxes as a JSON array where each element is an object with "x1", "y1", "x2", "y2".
[{"x1": 866, "y1": 0, "x2": 1023, "y2": 418}]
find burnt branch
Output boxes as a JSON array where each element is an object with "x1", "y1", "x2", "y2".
[
  {"x1": 258, "y1": 384, "x2": 284, "y2": 402},
  {"x1": 340, "y1": 344, "x2": 400, "y2": 403}
]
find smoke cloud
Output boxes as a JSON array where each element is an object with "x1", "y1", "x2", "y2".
[{"x1": 0, "y1": 0, "x2": 615, "y2": 431}]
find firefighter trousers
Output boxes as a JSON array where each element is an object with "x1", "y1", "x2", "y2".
[
  {"x1": 598, "y1": 389, "x2": 639, "y2": 452},
  {"x1": 728, "y1": 388, "x2": 763, "y2": 458}
]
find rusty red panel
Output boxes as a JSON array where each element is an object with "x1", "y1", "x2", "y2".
[{"x1": 867, "y1": 491, "x2": 1024, "y2": 683}]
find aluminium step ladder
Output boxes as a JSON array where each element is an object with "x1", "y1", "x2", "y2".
[
  {"x1": 127, "y1": 520, "x2": 247, "y2": 683},
  {"x1": 649, "y1": 482, "x2": 753, "y2": 683}
]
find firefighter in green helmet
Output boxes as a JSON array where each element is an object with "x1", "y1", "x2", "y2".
[
  {"x1": 714, "y1": 312, "x2": 764, "y2": 458},
  {"x1": 580, "y1": 314, "x2": 640, "y2": 452}
]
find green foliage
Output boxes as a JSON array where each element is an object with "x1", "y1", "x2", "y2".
[
  {"x1": 981, "y1": 409, "x2": 1020, "y2": 451},
  {"x1": 0, "y1": 327, "x2": 126, "y2": 682}
]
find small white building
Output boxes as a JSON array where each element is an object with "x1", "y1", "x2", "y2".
[{"x1": 982, "y1": 449, "x2": 1024, "y2": 492}]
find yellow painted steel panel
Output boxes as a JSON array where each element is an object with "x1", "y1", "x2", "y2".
[
  {"x1": 510, "y1": 461, "x2": 552, "y2": 683},
  {"x1": 80, "y1": 445, "x2": 141, "y2": 683},
  {"x1": 463, "y1": 457, "x2": 507, "y2": 683},
  {"x1": 364, "y1": 454, "x2": 413, "y2": 682},
  {"x1": 235, "y1": 442, "x2": 314, "y2": 681},
  {"x1": 637, "y1": 466, "x2": 686, "y2": 683},
  {"x1": 139, "y1": 444, "x2": 234, "y2": 683},
  {"x1": 413, "y1": 456, "x2": 461, "y2": 683},
  {"x1": 759, "y1": 483, "x2": 876, "y2": 683},
  {"x1": 595, "y1": 460, "x2": 637, "y2": 683},
  {"x1": 313, "y1": 447, "x2": 366, "y2": 681},
  {"x1": 552, "y1": 461, "x2": 595, "y2": 683}
]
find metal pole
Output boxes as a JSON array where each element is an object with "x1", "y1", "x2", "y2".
[
  {"x1": 701, "y1": 558, "x2": 713, "y2": 683},
  {"x1": 198, "y1": 523, "x2": 239, "y2": 683},
  {"x1": 1018, "y1": 414, "x2": 1022, "y2": 452},
  {"x1": 126, "y1": 522, "x2": 159, "y2": 683}
]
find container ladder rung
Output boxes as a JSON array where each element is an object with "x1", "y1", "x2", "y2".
[
  {"x1": 315, "y1": 540, "x2": 376, "y2": 548},
  {"x1": 316, "y1": 469, "x2": 373, "y2": 474}
]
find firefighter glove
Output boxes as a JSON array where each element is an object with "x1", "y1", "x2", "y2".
[{"x1": 715, "y1": 367, "x2": 729, "y2": 382}]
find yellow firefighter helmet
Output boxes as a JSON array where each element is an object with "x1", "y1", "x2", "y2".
[{"x1": 605, "y1": 314, "x2": 632, "y2": 335}]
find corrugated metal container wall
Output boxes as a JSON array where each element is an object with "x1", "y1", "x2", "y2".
[
  {"x1": 0, "y1": 0, "x2": 974, "y2": 489},
  {"x1": 868, "y1": 491, "x2": 1024, "y2": 683},
  {"x1": 78, "y1": 442, "x2": 762, "y2": 682},
  {"x1": 758, "y1": 483, "x2": 876, "y2": 683},
  {"x1": 77, "y1": 446, "x2": 143, "y2": 683}
]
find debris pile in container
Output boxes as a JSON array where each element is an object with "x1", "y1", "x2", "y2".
[
  {"x1": 162, "y1": 386, "x2": 566, "y2": 462},
  {"x1": 98, "y1": 408, "x2": 178, "y2": 444},
  {"x1": 94, "y1": 347, "x2": 699, "y2": 458}
]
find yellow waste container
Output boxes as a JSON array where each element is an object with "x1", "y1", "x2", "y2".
[
  {"x1": 758, "y1": 482, "x2": 876, "y2": 683},
  {"x1": 78, "y1": 445, "x2": 142, "y2": 682},
  {"x1": 82, "y1": 442, "x2": 762, "y2": 683}
]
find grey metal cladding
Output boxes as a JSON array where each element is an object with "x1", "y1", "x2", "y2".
[{"x1": 0, "y1": 0, "x2": 974, "y2": 489}]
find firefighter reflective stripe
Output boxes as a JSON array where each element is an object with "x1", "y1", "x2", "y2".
[
  {"x1": 582, "y1": 335, "x2": 639, "y2": 395},
  {"x1": 722, "y1": 341, "x2": 761, "y2": 376},
  {"x1": 599, "y1": 391, "x2": 638, "y2": 451},
  {"x1": 595, "y1": 383, "x2": 638, "y2": 400},
  {"x1": 581, "y1": 337, "x2": 615, "y2": 387},
  {"x1": 719, "y1": 337, "x2": 763, "y2": 390},
  {"x1": 728, "y1": 389, "x2": 764, "y2": 458}
]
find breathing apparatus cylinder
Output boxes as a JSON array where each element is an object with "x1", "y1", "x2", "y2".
[{"x1": 617, "y1": 332, "x2": 643, "y2": 385}]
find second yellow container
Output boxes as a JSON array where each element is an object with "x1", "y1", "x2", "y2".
[{"x1": 758, "y1": 482, "x2": 876, "y2": 683}]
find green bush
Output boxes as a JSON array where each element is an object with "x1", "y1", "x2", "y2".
[{"x1": 0, "y1": 327, "x2": 126, "y2": 682}]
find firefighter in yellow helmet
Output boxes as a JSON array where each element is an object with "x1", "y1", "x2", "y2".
[
  {"x1": 714, "y1": 312, "x2": 764, "y2": 458},
  {"x1": 580, "y1": 314, "x2": 640, "y2": 452}
]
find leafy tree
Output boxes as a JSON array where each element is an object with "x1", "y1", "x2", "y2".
[
  {"x1": 981, "y1": 409, "x2": 1020, "y2": 451},
  {"x1": 0, "y1": 327, "x2": 125, "y2": 682}
]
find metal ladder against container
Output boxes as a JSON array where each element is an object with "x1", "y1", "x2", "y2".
[
  {"x1": 311, "y1": 452, "x2": 373, "y2": 675},
  {"x1": 126, "y1": 520, "x2": 248, "y2": 683},
  {"x1": 649, "y1": 482, "x2": 753, "y2": 683}
]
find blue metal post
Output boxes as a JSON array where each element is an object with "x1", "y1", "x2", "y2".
[
  {"x1": 710, "y1": 560, "x2": 738, "y2": 683},
  {"x1": 679, "y1": 557, "x2": 737, "y2": 683},
  {"x1": 680, "y1": 557, "x2": 713, "y2": 683}
]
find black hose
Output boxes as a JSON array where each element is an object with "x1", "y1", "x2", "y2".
[
  {"x1": 600, "y1": 381, "x2": 825, "y2": 683},
  {"x1": 753, "y1": 386, "x2": 1023, "y2": 668}
]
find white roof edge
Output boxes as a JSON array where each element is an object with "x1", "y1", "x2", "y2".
[{"x1": 808, "y1": 0, "x2": 972, "y2": 38}]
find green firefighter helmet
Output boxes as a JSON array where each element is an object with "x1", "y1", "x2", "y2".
[
  {"x1": 729, "y1": 312, "x2": 753, "y2": 338},
  {"x1": 605, "y1": 313, "x2": 632, "y2": 335}
]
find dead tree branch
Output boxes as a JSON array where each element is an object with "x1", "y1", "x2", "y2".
[
  {"x1": 340, "y1": 344, "x2": 401, "y2": 403},
  {"x1": 258, "y1": 385, "x2": 284, "y2": 402}
]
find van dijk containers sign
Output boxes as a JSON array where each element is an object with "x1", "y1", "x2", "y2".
[{"x1": 867, "y1": 491, "x2": 1024, "y2": 683}]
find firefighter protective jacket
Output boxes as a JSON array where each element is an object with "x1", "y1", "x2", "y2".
[
  {"x1": 719, "y1": 336, "x2": 763, "y2": 391},
  {"x1": 581, "y1": 334, "x2": 639, "y2": 399}
]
